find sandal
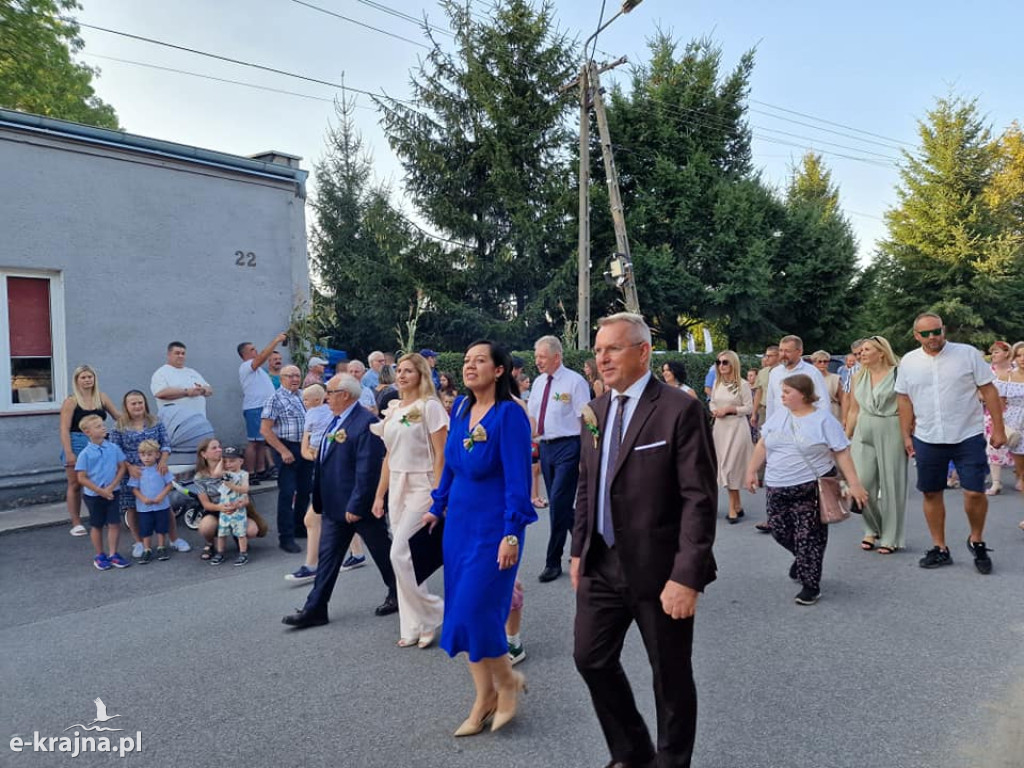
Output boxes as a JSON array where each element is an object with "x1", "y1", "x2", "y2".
[
  {"x1": 860, "y1": 538, "x2": 876, "y2": 551},
  {"x1": 985, "y1": 483, "x2": 1002, "y2": 496},
  {"x1": 397, "y1": 637, "x2": 419, "y2": 648},
  {"x1": 877, "y1": 546, "x2": 897, "y2": 555},
  {"x1": 200, "y1": 543, "x2": 214, "y2": 561}
]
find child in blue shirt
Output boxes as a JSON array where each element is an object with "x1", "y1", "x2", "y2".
[
  {"x1": 127, "y1": 439, "x2": 176, "y2": 563},
  {"x1": 74, "y1": 414, "x2": 129, "y2": 570}
]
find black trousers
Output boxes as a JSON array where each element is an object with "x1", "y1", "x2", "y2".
[
  {"x1": 302, "y1": 514, "x2": 396, "y2": 618},
  {"x1": 574, "y1": 539, "x2": 698, "y2": 768}
]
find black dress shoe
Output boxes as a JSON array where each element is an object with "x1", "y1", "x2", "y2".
[
  {"x1": 279, "y1": 540, "x2": 301, "y2": 553},
  {"x1": 603, "y1": 761, "x2": 654, "y2": 768},
  {"x1": 538, "y1": 566, "x2": 562, "y2": 583},
  {"x1": 375, "y1": 596, "x2": 399, "y2": 616},
  {"x1": 282, "y1": 610, "x2": 328, "y2": 629}
]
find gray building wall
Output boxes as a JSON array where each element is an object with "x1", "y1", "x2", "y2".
[{"x1": 0, "y1": 110, "x2": 309, "y2": 506}]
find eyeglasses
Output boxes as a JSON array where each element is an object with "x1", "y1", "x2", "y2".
[
  {"x1": 325, "y1": 389, "x2": 343, "y2": 395},
  {"x1": 715, "y1": 360, "x2": 730, "y2": 366},
  {"x1": 917, "y1": 328, "x2": 944, "y2": 338}
]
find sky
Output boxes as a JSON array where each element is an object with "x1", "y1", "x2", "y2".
[{"x1": 73, "y1": 0, "x2": 1023, "y2": 263}]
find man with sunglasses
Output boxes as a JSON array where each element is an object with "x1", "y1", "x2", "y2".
[{"x1": 895, "y1": 313, "x2": 1007, "y2": 574}]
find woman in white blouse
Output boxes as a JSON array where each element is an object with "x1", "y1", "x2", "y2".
[{"x1": 372, "y1": 353, "x2": 449, "y2": 648}]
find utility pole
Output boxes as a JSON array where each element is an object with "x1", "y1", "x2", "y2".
[
  {"x1": 589, "y1": 60, "x2": 640, "y2": 316},
  {"x1": 576, "y1": 66, "x2": 590, "y2": 352}
]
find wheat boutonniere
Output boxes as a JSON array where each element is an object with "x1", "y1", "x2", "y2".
[
  {"x1": 581, "y1": 404, "x2": 600, "y2": 449},
  {"x1": 326, "y1": 428, "x2": 347, "y2": 445},
  {"x1": 399, "y1": 405, "x2": 423, "y2": 427},
  {"x1": 552, "y1": 391, "x2": 571, "y2": 403},
  {"x1": 463, "y1": 423, "x2": 488, "y2": 451}
]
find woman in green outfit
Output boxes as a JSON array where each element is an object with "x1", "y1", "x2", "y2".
[{"x1": 845, "y1": 335, "x2": 907, "y2": 554}]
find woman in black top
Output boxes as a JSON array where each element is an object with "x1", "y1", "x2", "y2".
[{"x1": 59, "y1": 365, "x2": 121, "y2": 537}]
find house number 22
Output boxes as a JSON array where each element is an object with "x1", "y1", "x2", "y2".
[{"x1": 234, "y1": 251, "x2": 256, "y2": 267}]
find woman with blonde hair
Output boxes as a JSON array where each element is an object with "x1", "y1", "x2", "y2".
[
  {"x1": 994, "y1": 341, "x2": 1024, "y2": 494},
  {"x1": 845, "y1": 335, "x2": 907, "y2": 554},
  {"x1": 710, "y1": 350, "x2": 754, "y2": 522},
  {"x1": 371, "y1": 353, "x2": 449, "y2": 649},
  {"x1": 58, "y1": 365, "x2": 121, "y2": 536},
  {"x1": 984, "y1": 341, "x2": 1014, "y2": 494},
  {"x1": 810, "y1": 351, "x2": 842, "y2": 421}
]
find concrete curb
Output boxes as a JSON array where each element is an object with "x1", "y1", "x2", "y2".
[{"x1": 0, "y1": 482, "x2": 279, "y2": 536}]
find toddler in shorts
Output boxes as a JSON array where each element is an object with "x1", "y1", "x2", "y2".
[
  {"x1": 127, "y1": 439, "x2": 175, "y2": 563},
  {"x1": 210, "y1": 446, "x2": 250, "y2": 566}
]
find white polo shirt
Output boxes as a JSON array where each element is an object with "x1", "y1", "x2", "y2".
[
  {"x1": 239, "y1": 359, "x2": 275, "y2": 411},
  {"x1": 895, "y1": 341, "x2": 993, "y2": 444},
  {"x1": 765, "y1": 359, "x2": 828, "y2": 421},
  {"x1": 527, "y1": 363, "x2": 590, "y2": 440}
]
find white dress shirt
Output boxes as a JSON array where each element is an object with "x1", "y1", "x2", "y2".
[
  {"x1": 895, "y1": 341, "x2": 993, "y2": 444},
  {"x1": 765, "y1": 359, "x2": 828, "y2": 421},
  {"x1": 597, "y1": 371, "x2": 652, "y2": 541},
  {"x1": 527, "y1": 363, "x2": 591, "y2": 440}
]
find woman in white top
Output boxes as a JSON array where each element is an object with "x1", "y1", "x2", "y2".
[
  {"x1": 746, "y1": 374, "x2": 868, "y2": 605},
  {"x1": 372, "y1": 353, "x2": 449, "y2": 648},
  {"x1": 710, "y1": 351, "x2": 753, "y2": 522}
]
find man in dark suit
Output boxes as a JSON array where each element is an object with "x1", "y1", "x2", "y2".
[
  {"x1": 571, "y1": 313, "x2": 718, "y2": 768},
  {"x1": 282, "y1": 374, "x2": 398, "y2": 629}
]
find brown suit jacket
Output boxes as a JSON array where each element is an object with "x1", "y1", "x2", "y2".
[{"x1": 571, "y1": 376, "x2": 718, "y2": 599}]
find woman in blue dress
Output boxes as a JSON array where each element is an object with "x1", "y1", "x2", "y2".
[{"x1": 425, "y1": 340, "x2": 536, "y2": 737}]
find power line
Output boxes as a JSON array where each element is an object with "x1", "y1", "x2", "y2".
[
  {"x1": 83, "y1": 53, "x2": 377, "y2": 109},
  {"x1": 352, "y1": 0, "x2": 453, "y2": 38},
  {"x1": 74, "y1": 21, "x2": 416, "y2": 105},
  {"x1": 588, "y1": 0, "x2": 607, "y2": 62},
  {"x1": 288, "y1": 0, "x2": 431, "y2": 49},
  {"x1": 749, "y1": 98, "x2": 912, "y2": 148}
]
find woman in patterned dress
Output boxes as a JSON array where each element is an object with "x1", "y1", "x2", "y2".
[
  {"x1": 994, "y1": 342, "x2": 1024, "y2": 494},
  {"x1": 985, "y1": 341, "x2": 1014, "y2": 494}
]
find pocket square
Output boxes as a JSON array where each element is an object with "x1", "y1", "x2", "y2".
[{"x1": 633, "y1": 440, "x2": 667, "y2": 452}]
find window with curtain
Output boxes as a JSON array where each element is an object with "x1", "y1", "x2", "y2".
[{"x1": 2, "y1": 272, "x2": 65, "y2": 411}]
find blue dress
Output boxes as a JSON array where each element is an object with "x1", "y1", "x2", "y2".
[{"x1": 430, "y1": 398, "x2": 536, "y2": 661}]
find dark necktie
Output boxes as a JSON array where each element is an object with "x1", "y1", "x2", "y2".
[
  {"x1": 320, "y1": 414, "x2": 341, "y2": 461},
  {"x1": 601, "y1": 394, "x2": 629, "y2": 547},
  {"x1": 536, "y1": 373, "x2": 555, "y2": 437}
]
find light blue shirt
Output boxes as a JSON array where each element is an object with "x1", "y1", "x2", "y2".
[
  {"x1": 75, "y1": 441, "x2": 127, "y2": 497},
  {"x1": 362, "y1": 370, "x2": 380, "y2": 390},
  {"x1": 359, "y1": 386, "x2": 377, "y2": 410},
  {"x1": 127, "y1": 465, "x2": 175, "y2": 511},
  {"x1": 597, "y1": 371, "x2": 652, "y2": 541}
]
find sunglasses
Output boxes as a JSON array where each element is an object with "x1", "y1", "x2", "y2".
[
  {"x1": 715, "y1": 360, "x2": 730, "y2": 366},
  {"x1": 917, "y1": 328, "x2": 944, "y2": 338}
]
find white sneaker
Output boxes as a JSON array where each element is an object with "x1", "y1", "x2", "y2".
[
  {"x1": 69, "y1": 524, "x2": 88, "y2": 537},
  {"x1": 131, "y1": 541, "x2": 145, "y2": 558},
  {"x1": 172, "y1": 538, "x2": 192, "y2": 553}
]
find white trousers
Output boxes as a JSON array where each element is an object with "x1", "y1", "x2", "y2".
[{"x1": 389, "y1": 470, "x2": 444, "y2": 638}]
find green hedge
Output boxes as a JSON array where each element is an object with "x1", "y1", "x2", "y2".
[{"x1": 434, "y1": 350, "x2": 762, "y2": 397}]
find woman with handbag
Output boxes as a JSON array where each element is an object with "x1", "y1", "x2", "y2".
[
  {"x1": 370, "y1": 353, "x2": 449, "y2": 649},
  {"x1": 845, "y1": 335, "x2": 907, "y2": 555},
  {"x1": 746, "y1": 374, "x2": 868, "y2": 605}
]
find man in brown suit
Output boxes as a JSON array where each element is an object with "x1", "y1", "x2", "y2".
[{"x1": 571, "y1": 313, "x2": 718, "y2": 768}]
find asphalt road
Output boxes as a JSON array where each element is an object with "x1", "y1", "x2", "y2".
[{"x1": 2, "y1": 477, "x2": 1022, "y2": 768}]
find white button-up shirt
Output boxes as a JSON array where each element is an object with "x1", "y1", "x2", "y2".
[
  {"x1": 597, "y1": 371, "x2": 652, "y2": 541},
  {"x1": 895, "y1": 341, "x2": 993, "y2": 444},
  {"x1": 765, "y1": 359, "x2": 829, "y2": 420},
  {"x1": 527, "y1": 363, "x2": 591, "y2": 440}
]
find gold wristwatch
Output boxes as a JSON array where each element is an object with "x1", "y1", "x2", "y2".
[{"x1": 504, "y1": 535, "x2": 519, "y2": 547}]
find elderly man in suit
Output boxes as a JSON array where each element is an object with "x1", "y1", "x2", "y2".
[
  {"x1": 282, "y1": 373, "x2": 397, "y2": 629},
  {"x1": 571, "y1": 313, "x2": 718, "y2": 768}
]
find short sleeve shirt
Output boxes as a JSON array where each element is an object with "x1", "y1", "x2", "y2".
[
  {"x1": 127, "y1": 465, "x2": 175, "y2": 511},
  {"x1": 239, "y1": 360, "x2": 275, "y2": 411},
  {"x1": 766, "y1": 360, "x2": 829, "y2": 421},
  {"x1": 526, "y1": 365, "x2": 590, "y2": 440},
  {"x1": 895, "y1": 342, "x2": 993, "y2": 444},
  {"x1": 151, "y1": 364, "x2": 210, "y2": 417},
  {"x1": 75, "y1": 441, "x2": 126, "y2": 496},
  {"x1": 381, "y1": 398, "x2": 449, "y2": 472},
  {"x1": 761, "y1": 409, "x2": 849, "y2": 488},
  {"x1": 261, "y1": 388, "x2": 306, "y2": 443},
  {"x1": 303, "y1": 404, "x2": 334, "y2": 453}
]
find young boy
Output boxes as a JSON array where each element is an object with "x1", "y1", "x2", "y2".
[
  {"x1": 74, "y1": 414, "x2": 130, "y2": 570},
  {"x1": 211, "y1": 446, "x2": 250, "y2": 566},
  {"x1": 128, "y1": 439, "x2": 176, "y2": 563}
]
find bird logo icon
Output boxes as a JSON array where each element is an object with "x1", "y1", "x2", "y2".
[{"x1": 63, "y1": 698, "x2": 123, "y2": 732}]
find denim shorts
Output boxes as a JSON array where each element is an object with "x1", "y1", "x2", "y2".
[
  {"x1": 60, "y1": 432, "x2": 90, "y2": 466},
  {"x1": 243, "y1": 408, "x2": 265, "y2": 442},
  {"x1": 913, "y1": 434, "x2": 987, "y2": 493},
  {"x1": 83, "y1": 493, "x2": 121, "y2": 528}
]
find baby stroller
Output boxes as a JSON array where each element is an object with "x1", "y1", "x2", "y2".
[{"x1": 162, "y1": 408, "x2": 215, "y2": 531}]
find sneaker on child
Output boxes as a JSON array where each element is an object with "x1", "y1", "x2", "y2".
[
  {"x1": 210, "y1": 553, "x2": 225, "y2": 566},
  {"x1": 138, "y1": 549, "x2": 153, "y2": 564},
  {"x1": 156, "y1": 546, "x2": 170, "y2": 561},
  {"x1": 93, "y1": 554, "x2": 112, "y2": 571},
  {"x1": 234, "y1": 553, "x2": 249, "y2": 566},
  {"x1": 285, "y1": 565, "x2": 317, "y2": 583},
  {"x1": 508, "y1": 641, "x2": 526, "y2": 666},
  {"x1": 172, "y1": 538, "x2": 192, "y2": 553},
  {"x1": 340, "y1": 554, "x2": 366, "y2": 571},
  {"x1": 131, "y1": 541, "x2": 145, "y2": 559},
  {"x1": 107, "y1": 553, "x2": 132, "y2": 569}
]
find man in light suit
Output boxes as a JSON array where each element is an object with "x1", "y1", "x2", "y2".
[
  {"x1": 282, "y1": 374, "x2": 397, "y2": 629},
  {"x1": 571, "y1": 313, "x2": 718, "y2": 768}
]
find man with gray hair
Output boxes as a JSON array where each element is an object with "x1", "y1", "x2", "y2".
[
  {"x1": 346, "y1": 360, "x2": 379, "y2": 413},
  {"x1": 363, "y1": 351, "x2": 386, "y2": 389},
  {"x1": 260, "y1": 364, "x2": 312, "y2": 553},
  {"x1": 527, "y1": 334, "x2": 591, "y2": 582},
  {"x1": 282, "y1": 373, "x2": 397, "y2": 628}
]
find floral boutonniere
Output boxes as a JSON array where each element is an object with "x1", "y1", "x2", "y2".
[
  {"x1": 463, "y1": 423, "x2": 488, "y2": 451},
  {"x1": 581, "y1": 404, "x2": 600, "y2": 449},
  {"x1": 326, "y1": 428, "x2": 347, "y2": 445},
  {"x1": 399, "y1": 406, "x2": 423, "y2": 427},
  {"x1": 552, "y1": 392, "x2": 572, "y2": 404}
]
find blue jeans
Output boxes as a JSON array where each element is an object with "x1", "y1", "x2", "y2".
[
  {"x1": 539, "y1": 436, "x2": 581, "y2": 569},
  {"x1": 273, "y1": 440, "x2": 312, "y2": 543}
]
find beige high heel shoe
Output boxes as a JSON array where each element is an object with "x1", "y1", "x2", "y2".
[
  {"x1": 491, "y1": 671, "x2": 527, "y2": 732},
  {"x1": 453, "y1": 696, "x2": 497, "y2": 737}
]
